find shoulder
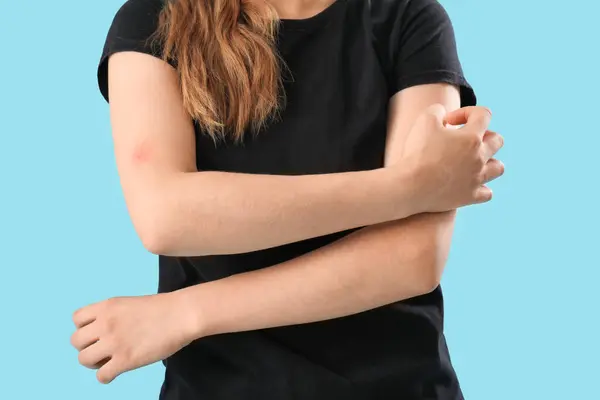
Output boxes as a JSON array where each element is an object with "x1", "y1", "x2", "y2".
[
  {"x1": 98, "y1": 0, "x2": 169, "y2": 102},
  {"x1": 364, "y1": 0, "x2": 450, "y2": 26},
  {"x1": 104, "y1": 0, "x2": 165, "y2": 44},
  {"x1": 360, "y1": 0, "x2": 455, "y2": 52}
]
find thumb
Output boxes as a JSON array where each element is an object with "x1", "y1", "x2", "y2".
[{"x1": 445, "y1": 106, "x2": 492, "y2": 135}]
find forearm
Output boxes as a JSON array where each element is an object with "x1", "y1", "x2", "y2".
[
  {"x1": 138, "y1": 167, "x2": 417, "y2": 256},
  {"x1": 180, "y1": 211, "x2": 455, "y2": 337}
]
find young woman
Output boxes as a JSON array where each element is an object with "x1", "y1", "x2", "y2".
[{"x1": 71, "y1": 0, "x2": 504, "y2": 399}]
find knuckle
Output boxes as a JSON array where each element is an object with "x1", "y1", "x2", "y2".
[
  {"x1": 72, "y1": 309, "x2": 83, "y2": 325},
  {"x1": 472, "y1": 116, "x2": 489, "y2": 132},
  {"x1": 468, "y1": 133, "x2": 481, "y2": 149},
  {"x1": 101, "y1": 316, "x2": 116, "y2": 333},
  {"x1": 476, "y1": 171, "x2": 486, "y2": 185},
  {"x1": 479, "y1": 107, "x2": 493, "y2": 122},
  {"x1": 103, "y1": 297, "x2": 118, "y2": 309},
  {"x1": 480, "y1": 106, "x2": 493, "y2": 120},
  {"x1": 106, "y1": 319, "x2": 117, "y2": 333},
  {"x1": 476, "y1": 153, "x2": 486, "y2": 168},
  {"x1": 486, "y1": 132, "x2": 503, "y2": 152}
]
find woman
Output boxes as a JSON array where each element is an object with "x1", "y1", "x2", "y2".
[{"x1": 71, "y1": 0, "x2": 504, "y2": 398}]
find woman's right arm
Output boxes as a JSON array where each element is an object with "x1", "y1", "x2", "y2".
[{"x1": 107, "y1": 52, "x2": 491, "y2": 256}]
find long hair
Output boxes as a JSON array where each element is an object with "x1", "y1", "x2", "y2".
[{"x1": 155, "y1": 0, "x2": 283, "y2": 141}]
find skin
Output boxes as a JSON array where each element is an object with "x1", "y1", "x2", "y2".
[
  {"x1": 72, "y1": 0, "x2": 504, "y2": 384},
  {"x1": 90, "y1": 51, "x2": 498, "y2": 257}
]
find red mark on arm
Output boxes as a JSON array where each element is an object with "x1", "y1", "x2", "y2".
[{"x1": 132, "y1": 141, "x2": 153, "y2": 164}]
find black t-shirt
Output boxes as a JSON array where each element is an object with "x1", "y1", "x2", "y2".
[{"x1": 98, "y1": 0, "x2": 476, "y2": 399}]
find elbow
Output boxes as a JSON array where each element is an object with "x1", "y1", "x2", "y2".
[
  {"x1": 139, "y1": 227, "x2": 172, "y2": 256},
  {"x1": 130, "y1": 198, "x2": 180, "y2": 255},
  {"x1": 136, "y1": 214, "x2": 177, "y2": 256},
  {"x1": 134, "y1": 207, "x2": 213, "y2": 257},
  {"x1": 124, "y1": 175, "x2": 206, "y2": 256}
]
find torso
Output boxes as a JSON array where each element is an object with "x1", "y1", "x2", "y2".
[
  {"x1": 100, "y1": 1, "x2": 469, "y2": 398},
  {"x1": 160, "y1": 2, "x2": 462, "y2": 399}
]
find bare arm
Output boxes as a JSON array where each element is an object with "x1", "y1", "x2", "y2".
[
  {"x1": 72, "y1": 65, "x2": 504, "y2": 385},
  {"x1": 179, "y1": 84, "x2": 478, "y2": 337},
  {"x1": 108, "y1": 52, "x2": 420, "y2": 256}
]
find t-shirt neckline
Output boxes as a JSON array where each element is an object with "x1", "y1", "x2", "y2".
[{"x1": 279, "y1": 0, "x2": 346, "y2": 31}]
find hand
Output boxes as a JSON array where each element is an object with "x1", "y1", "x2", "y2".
[
  {"x1": 396, "y1": 104, "x2": 504, "y2": 213},
  {"x1": 70, "y1": 292, "x2": 197, "y2": 384}
]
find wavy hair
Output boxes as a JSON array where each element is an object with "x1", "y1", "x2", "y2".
[{"x1": 155, "y1": 0, "x2": 284, "y2": 141}]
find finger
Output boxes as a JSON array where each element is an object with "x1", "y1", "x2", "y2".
[
  {"x1": 78, "y1": 340, "x2": 112, "y2": 369},
  {"x1": 481, "y1": 131, "x2": 504, "y2": 160},
  {"x1": 473, "y1": 186, "x2": 493, "y2": 204},
  {"x1": 97, "y1": 359, "x2": 122, "y2": 385},
  {"x1": 445, "y1": 106, "x2": 492, "y2": 135},
  {"x1": 70, "y1": 322, "x2": 100, "y2": 351},
  {"x1": 444, "y1": 106, "x2": 491, "y2": 125},
  {"x1": 481, "y1": 158, "x2": 505, "y2": 184},
  {"x1": 72, "y1": 304, "x2": 99, "y2": 328}
]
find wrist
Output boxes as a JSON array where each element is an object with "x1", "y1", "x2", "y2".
[
  {"x1": 377, "y1": 162, "x2": 424, "y2": 220},
  {"x1": 171, "y1": 286, "x2": 211, "y2": 342}
]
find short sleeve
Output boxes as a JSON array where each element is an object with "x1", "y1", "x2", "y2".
[
  {"x1": 97, "y1": 0, "x2": 172, "y2": 102},
  {"x1": 387, "y1": 0, "x2": 476, "y2": 106}
]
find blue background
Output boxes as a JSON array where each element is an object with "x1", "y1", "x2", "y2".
[{"x1": 1, "y1": 0, "x2": 598, "y2": 398}]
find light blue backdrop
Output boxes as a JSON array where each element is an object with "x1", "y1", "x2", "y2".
[{"x1": 1, "y1": 0, "x2": 598, "y2": 399}]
